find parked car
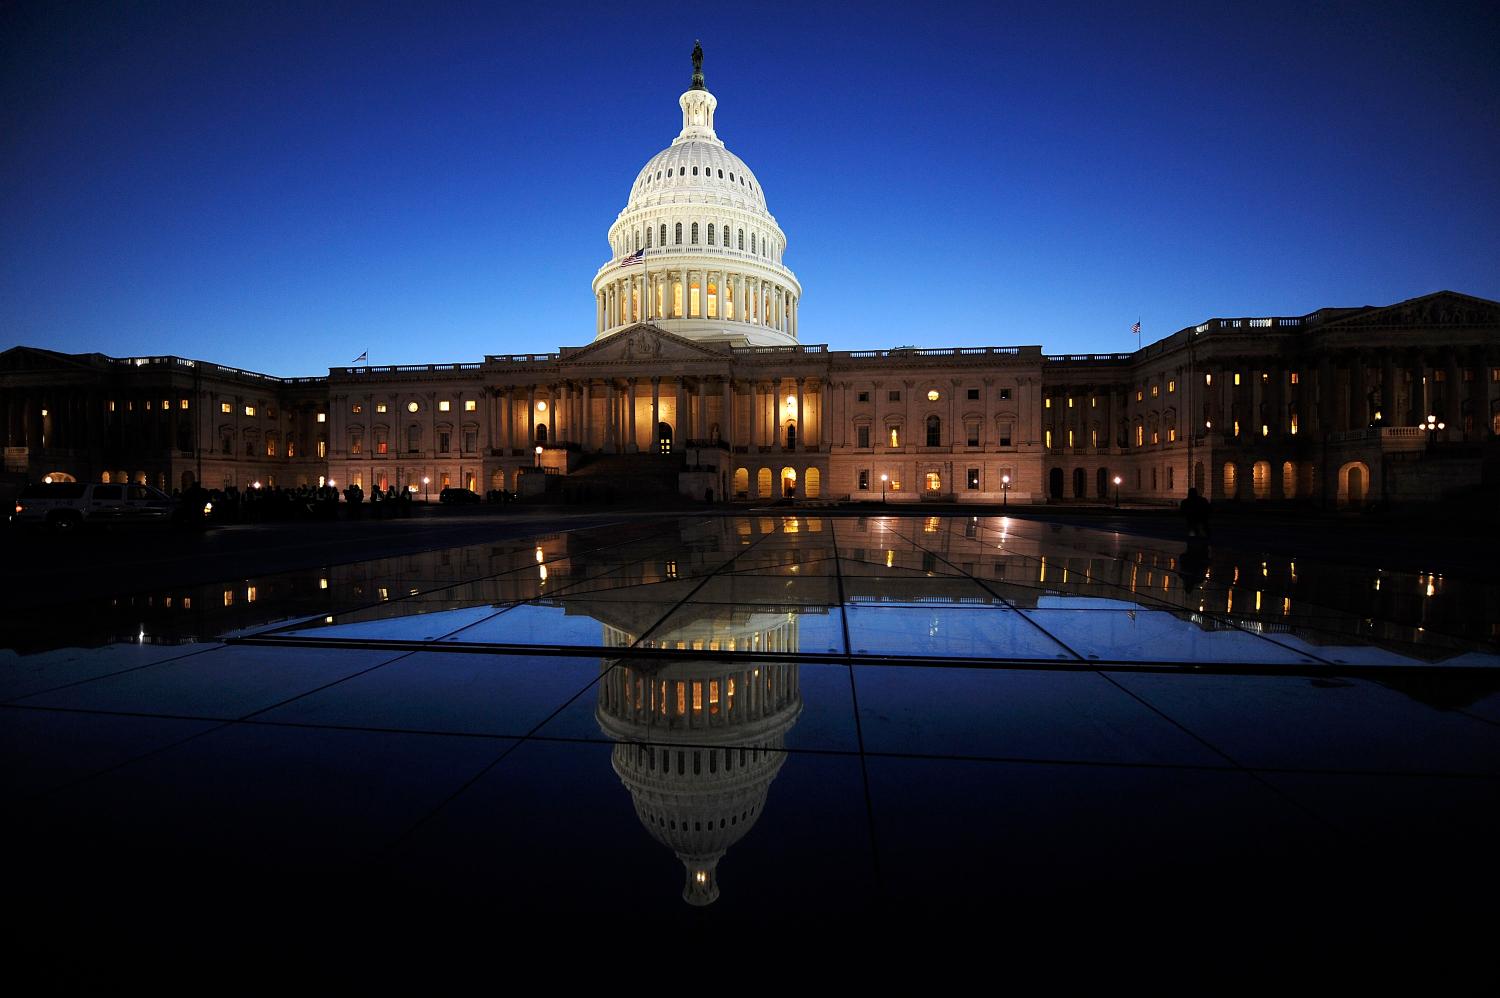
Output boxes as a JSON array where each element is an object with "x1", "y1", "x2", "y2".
[
  {"x1": 13, "y1": 481, "x2": 176, "y2": 531},
  {"x1": 438, "y1": 487, "x2": 482, "y2": 504}
]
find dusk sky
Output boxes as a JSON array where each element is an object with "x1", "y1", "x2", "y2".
[{"x1": 3, "y1": 0, "x2": 1498, "y2": 376}]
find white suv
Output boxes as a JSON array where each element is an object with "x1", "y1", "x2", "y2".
[{"x1": 14, "y1": 482, "x2": 176, "y2": 531}]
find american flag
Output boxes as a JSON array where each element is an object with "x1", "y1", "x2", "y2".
[
  {"x1": 617, "y1": 248, "x2": 645, "y2": 268},
  {"x1": 1131, "y1": 320, "x2": 1141, "y2": 335},
  {"x1": 352, "y1": 350, "x2": 368, "y2": 363}
]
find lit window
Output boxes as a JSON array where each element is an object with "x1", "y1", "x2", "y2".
[
  {"x1": 1136, "y1": 390, "x2": 1143, "y2": 402},
  {"x1": 351, "y1": 403, "x2": 362, "y2": 414},
  {"x1": 179, "y1": 399, "x2": 190, "y2": 410},
  {"x1": 316, "y1": 412, "x2": 326, "y2": 423},
  {"x1": 220, "y1": 402, "x2": 231, "y2": 414},
  {"x1": 407, "y1": 401, "x2": 419, "y2": 413},
  {"x1": 889, "y1": 426, "x2": 900, "y2": 448},
  {"x1": 1205, "y1": 373, "x2": 1212, "y2": 385},
  {"x1": 1291, "y1": 414, "x2": 1300, "y2": 434},
  {"x1": 317, "y1": 440, "x2": 327, "y2": 458},
  {"x1": 438, "y1": 401, "x2": 450, "y2": 412},
  {"x1": 999, "y1": 388, "x2": 1012, "y2": 400},
  {"x1": 244, "y1": 405, "x2": 255, "y2": 417},
  {"x1": 1067, "y1": 397, "x2": 1074, "y2": 408},
  {"x1": 1151, "y1": 385, "x2": 1159, "y2": 398},
  {"x1": 1233, "y1": 419, "x2": 1241, "y2": 436},
  {"x1": 1168, "y1": 427, "x2": 1176, "y2": 442},
  {"x1": 464, "y1": 400, "x2": 476, "y2": 412},
  {"x1": 1135, "y1": 425, "x2": 1143, "y2": 447},
  {"x1": 1067, "y1": 429, "x2": 1074, "y2": 447},
  {"x1": 927, "y1": 389, "x2": 940, "y2": 402},
  {"x1": 1168, "y1": 380, "x2": 1176, "y2": 393},
  {"x1": 1151, "y1": 430, "x2": 1159, "y2": 444},
  {"x1": 1045, "y1": 429, "x2": 1053, "y2": 448},
  {"x1": 1289, "y1": 372, "x2": 1299, "y2": 385},
  {"x1": 1045, "y1": 398, "x2": 1052, "y2": 409},
  {"x1": 376, "y1": 403, "x2": 387, "y2": 413},
  {"x1": 1261, "y1": 424, "x2": 1269, "y2": 436},
  {"x1": 1234, "y1": 373, "x2": 1241, "y2": 386},
  {"x1": 1261, "y1": 372, "x2": 1269, "y2": 383}
]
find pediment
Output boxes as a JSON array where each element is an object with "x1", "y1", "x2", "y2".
[
  {"x1": 564, "y1": 324, "x2": 730, "y2": 365},
  {"x1": 1321, "y1": 291, "x2": 1500, "y2": 330},
  {"x1": 0, "y1": 346, "x2": 103, "y2": 373}
]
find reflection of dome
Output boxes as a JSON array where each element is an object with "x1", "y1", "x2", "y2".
[
  {"x1": 592, "y1": 48, "x2": 802, "y2": 347},
  {"x1": 598, "y1": 659, "x2": 803, "y2": 905}
]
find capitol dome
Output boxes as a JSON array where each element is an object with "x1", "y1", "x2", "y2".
[{"x1": 592, "y1": 49, "x2": 802, "y2": 347}]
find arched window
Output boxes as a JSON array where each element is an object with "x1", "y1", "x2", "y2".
[
  {"x1": 679, "y1": 167, "x2": 685, "y2": 176},
  {"x1": 634, "y1": 229, "x2": 640, "y2": 251},
  {"x1": 756, "y1": 468, "x2": 773, "y2": 498},
  {"x1": 1252, "y1": 461, "x2": 1271, "y2": 500},
  {"x1": 750, "y1": 233, "x2": 756, "y2": 254},
  {"x1": 646, "y1": 228, "x2": 652, "y2": 248},
  {"x1": 926, "y1": 415, "x2": 941, "y2": 447},
  {"x1": 691, "y1": 222, "x2": 699, "y2": 244},
  {"x1": 717, "y1": 169, "x2": 723, "y2": 179},
  {"x1": 707, "y1": 224, "x2": 715, "y2": 245},
  {"x1": 805, "y1": 468, "x2": 821, "y2": 498},
  {"x1": 674, "y1": 223, "x2": 682, "y2": 245},
  {"x1": 738, "y1": 229, "x2": 745, "y2": 250},
  {"x1": 660, "y1": 224, "x2": 667, "y2": 246},
  {"x1": 692, "y1": 166, "x2": 698, "y2": 176},
  {"x1": 1223, "y1": 462, "x2": 1238, "y2": 498}
]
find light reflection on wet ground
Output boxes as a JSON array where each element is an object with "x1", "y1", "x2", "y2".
[{"x1": 4, "y1": 513, "x2": 1499, "y2": 927}]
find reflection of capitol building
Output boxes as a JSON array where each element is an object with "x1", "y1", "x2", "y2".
[
  {"x1": 597, "y1": 658, "x2": 801, "y2": 905},
  {"x1": 7, "y1": 48, "x2": 1497, "y2": 509}
]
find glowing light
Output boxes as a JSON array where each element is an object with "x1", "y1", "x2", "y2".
[
  {"x1": 535, "y1": 547, "x2": 544, "y2": 563},
  {"x1": 319, "y1": 577, "x2": 328, "y2": 590},
  {"x1": 43, "y1": 476, "x2": 52, "y2": 484},
  {"x1": 786, "y1": 395, "x2": 796, "y2": 407},
  {"x1": 536, "y1": 401, "x2": 547, "y2": 412}
]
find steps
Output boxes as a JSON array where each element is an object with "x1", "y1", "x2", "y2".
[{"x1": 555, "y1": 451, "x2": 686, "y2": 504}]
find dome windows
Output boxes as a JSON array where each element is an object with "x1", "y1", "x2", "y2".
[
  {"x1": 729, "y1": 172, "x2": 735, "y2": 181},
  {"x1": 679, "y1": 167, "x2": 685, "y2": 176},
  {"x1": 738, "y1": 228, "x2": 744, "y2": 250},
  {"x1": 691, "y1": 222, "x2": 699, "y2": 244},
  {"x1": 707, "y1": 224, "x2": 715, "y2": 246},
  {"x1": 717, "y1": 169, "x2": 723, "y2": 178},
  {"x1": 660, "y1": 223, "x2": 667, "y2": 245},
  {"x1": 692, "y1": 166, "x2": 698, "y2": 176},
  {"x1": 656, "y1": 171, "x2": 662, "y2": 180},
  {"x1": 674, "y1": 222, "x2": 682, "y2": 245}
]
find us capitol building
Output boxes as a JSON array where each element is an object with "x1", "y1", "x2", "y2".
[{"x1": 4, "y1": 50, "x2": 1499, "y2": 507}]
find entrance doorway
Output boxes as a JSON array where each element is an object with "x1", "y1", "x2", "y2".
[
  {"x1": 1048, "y1": 467, "x2": 1063, "y2": 500},
  {"x1": 1072, "y1": 467, "x2": 1086, "y2": 498},
  {"x1": 781, "y1": 466, "x2": 797, "y2": 498},
  {"x1": 658, "y1": 421, "x2": 672, "y2": 454}
]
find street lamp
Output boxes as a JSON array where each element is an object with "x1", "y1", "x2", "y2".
[
  {"x1": 535, "y1": 444, "x2": 543, "y2": 467},
  {"x1": 1113, "y1": 475, "x2": 1122, "y2": 508},
  {"x1": 422, "y1": 475, "x2": 430, "y2": 502},
  {"x1": 1001, "y1": 473, "x2": 1010, "y2": 507},
  {"x1": 879, "y1": 473, "x2": 888, "y2": 503},
  {"x1": 1425, "y1": 413, "x2": 1445, "y2": 444}
]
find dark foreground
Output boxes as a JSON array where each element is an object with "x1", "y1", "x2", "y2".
[{"x1": 3, "y1": 509, "x2": 1497, "y2": 969}]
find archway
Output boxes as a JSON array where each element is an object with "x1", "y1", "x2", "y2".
[
  {"x1": 1282, "y1": 461, "x2": 1297, "y2": 498},
  {"x1": 733, "y1": 467, "x2": 749, "y2": 498},
  {"x1": 756, "y1": 468, "x2": 772, "y2": 499},
  {"x1": 491, "y1": 469, "x2": 506, "y2": 490},
  {"x1": 41, "y1": 471, "x2": 76, "y2": 484},
  {"x1": 780, "y1": 466, "x2": 797, "y2": 499},
  {"x1": 1072, "y1": 467, "x2": 1085, "y2": 498},
  {"x1": 925, "y1": 471, "x2": 942, "y2": 493},
  {"x1": 658, "y1": 421, "x2": 673, "y2": 455},
  {"x1": 1222, "y1": 462, "x2": 1238, "y2": 499},
  {"x1": 1252, "y1": 461, "x2": 1271, "y2": 500},
  {"x1": 1096, "y1": 467, "x2": 1108, "y2": 498},
  {"x1": 1338, "y1": 461, "x2": 1370, "y2": 507},
  {"x1": 1048, "y1": 467, "x2": 1063, "y2": 500},
  {"x1": 535, "y1": 424, "x2": 547, "y2": 444},
  {"x1": 805, "y1": 467, "x2": 821, "y2": 498}
]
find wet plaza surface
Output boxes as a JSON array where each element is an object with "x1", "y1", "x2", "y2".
[{"x1": 4, "y1": 512, "x2": 1499, "y2": 934}]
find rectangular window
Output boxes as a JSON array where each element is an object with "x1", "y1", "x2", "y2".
[
  {"x1": 376, "y1": 403, "x2": 387, "y2": 413},
  {"x1": 889, "y1": 426, "x2": 900, "y2": 448},
  {"x1": 1434, "y1": 370, "x2": 1447, "y2": 382},
  {"x1": 316, "y1": 440, "x2": 327, "y2": 458},
  {"x1": 857, "y1": 425, "x2": 870, "y2": 448},
  {"x1": 1045, "y1": 429, "x2": 1053, "y2": 448},
  {"x1": 999, "y1": 422, "x2": 1012, "y2": 447},
  {"x1": 108, "y1": 400, "x2": 117, "y2": 412},
  {"x1": 1168, "y1": 427, "x2": 1176, "y2": 442},
  {"x1": 244, "y1": 405, "x2": 255, "y2": 417},
  {"x1": 858, "y1": 470, "x2": 869, "y2": 491},
  {"x1": 1045, "y1": 398, "x2": 1052, "y2": 409},
  {"x1": 464, "y1": 429, "x2": 477, "y2": 452},
  {"x1": 1167, "y1": 380, "x2": 1176, "y2": 393},
  {"x1": 1135, "y1": 425, "x2": 1144, "y2": 447},
  {"x1": 439, "y1": 401, "x2": 451, "y2": 412},
  {"x1": 1462, "y1": 369, "x2": 1474, "y2": 382},
  {"x1": 890, "y1": 477, "x2": 902, "y2": 491},
  {"x1": 999, "y1": 388, "x2": 1012, "y2": 401},
  {"x1": 1136, "y1": 390, "x2": 1143, "y2": 402},
  {"x1": 888, "y1": 390, "x2": 901, "y2": 402},
  {"x1": 966, "y1": 423, "x2": 979, "y2": 447},
  {"x1": 1067, "y1": 397, "x2": 1074, "y2": 408},
  {"x1": 351, "y1": 403, "x2": 362, "y2": 414},
  {"x1": 1205, "y1": 373, "x2": 1212, "y2": 385},
  {"x1": 1151, "y1": 430, "x2": 1159, "y2": 444},
  {"x1": 179, "y1": 399, "x2": 190, "y2": 410},
  {"x1": 351, "y1": 433, "x2": 363, "y2": 455},
  {"x1": 1234, "y1": 373, "x2": 1242, "y2": 386},
  {"x1": 1290, "y1": 372, "x2": 1299, "y2": 385},
  {"x1": 1290, "y1": 413, "x2": 1299, "y2": 435},
  {"x1": 439, "y1": 431, "x2": 451, "y2": 453},
  {"x1": 376, "y1": 431, "x2": 388, "y2": 454},
  {"x1": 465, "y1": 399, "x2": 477, "y2": 412},
  {"x1": 1151, "y1": 385, "x2": 1159, "y2": 398},
  {"x1": 1090, "y1": 428, "x2": 1098, "y2": 447},
  {"x1": 857, "y1": 391, "x2": 870, "y2": 403},
  {"x1": 967, "y1": 468, "x2": 979, "y2": 490},
  {"x1": 1233, "y1": 419, "x2": 1241, "y2": 437},
  {"x1": 967, "y1": 388, "x2": 979, "y2": 400},
  {"x1": 1067, "y1": 429, "x2": 1074, "y2": 447},
  {"x1": 316, "y1": 412, "x2": 326, "y2": 423},
  {"x1": 220, "y1": 402, "x2": 231, "y2": 414}
]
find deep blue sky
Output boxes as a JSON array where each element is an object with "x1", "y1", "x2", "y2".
[{"x1": 4, "y1": 1, "x2": 1498, "y2": 376}]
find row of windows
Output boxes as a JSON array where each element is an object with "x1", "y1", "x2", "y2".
[
  {"x1": 855, "y1": 467, "x2": 1012, "y2": 492},
  {"x1": 347, "y1": 428, "x2": 479, "y2": 455},
  {"x1": 346, "y1": 400, "x2": 477, "y2": 415},
  {"x1": 643, "y1": 164, "x2": 756, "y2": 192},
  {"x1": 851, "y1": 418, "x2": 1013, "y2": 449},
  {"x1": 631, "y1": 222, "x2": 773, "y2": 257},
  {"x1": 854, "y1": 388, "x2": 1013, "y2": 404},
  {"x1": 105, "y1": 398, "x2": 192, "y2": 413}
]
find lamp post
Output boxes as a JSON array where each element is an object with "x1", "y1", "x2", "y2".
[
  {"x1": 535, "y1": 444, "x2": 543, "y2": 467},
  {"x1": 1001, "y1": 473, "x2": 1010, "y2": 507},
  {"x1": 1425, "y1": 413, "x2": 1445, "y2": 445},
  {"x1": 1113, "y1": 475, "x2": 1122, "y2": 508},
  {"x1": 880, "y1": 473, "x2": 888, "y2": 504},
  {"x1": 422, "y1": 475, "x2": 430, "y2": 502}
]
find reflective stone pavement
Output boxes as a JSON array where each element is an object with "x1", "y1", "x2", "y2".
[{"x1": 4, "y1": 513, "x2": 1499, "y2": 936}]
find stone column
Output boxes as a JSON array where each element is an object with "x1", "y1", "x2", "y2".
[
  {"x1": 696, "y1": 378, "x2": 708, "y2": 439},
  {"x1": 581, "y1": 381, "x2": 592, "y2": 451},
  {"x1": 626, "y1": 378, "x2": 638, "y2": 452},
  {"x1": 651, "y1": 377, "x2": 661, "y2": 451},
  {"x1": 547, "y1": 384, "x2": 556, "y2": 442},
  {"x1": 795, "y1": 378, "x2": 805, "y2": 451},
  {"x1": 721, "y1": 378, "x2": 732, "y2": 445},
  {"x1": 1317, "y1": 357, "x2": 1335, "y2": 435},
  {"x1": 750, "y1": 382, "x2": 760, "y2": 448},
  {"x1": 1381, "y1": 353, "x2": 1397, "y2": 426},
  {"x1": 675, "y1": 379, "x2": 687, "y2": 444},
  {"x1": 1444, "y1": 349, "x2": 1462, "y2": 434}
]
